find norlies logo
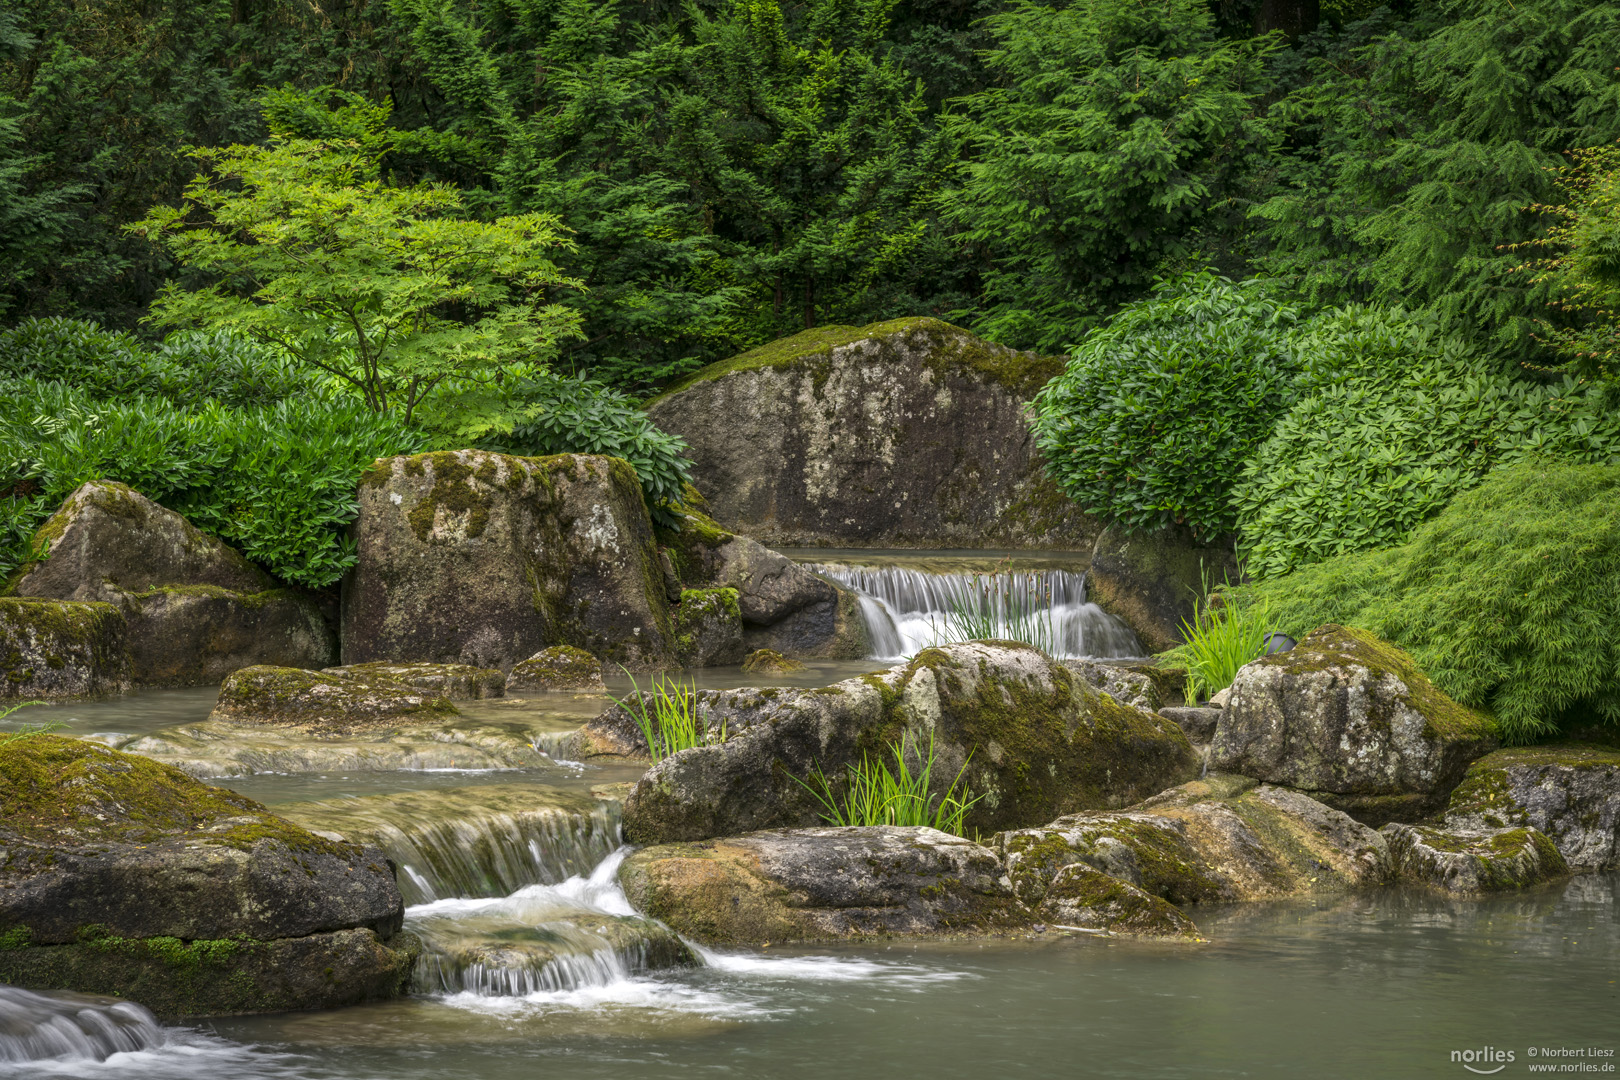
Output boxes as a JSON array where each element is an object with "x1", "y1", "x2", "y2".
[{"x1": 1453, "y1": 1047, "x2": 1517, "y2": 1074}]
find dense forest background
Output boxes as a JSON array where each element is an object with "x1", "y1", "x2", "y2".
[{"x1": 4, "y1": 0, "x2": 1616, "y2": 391}]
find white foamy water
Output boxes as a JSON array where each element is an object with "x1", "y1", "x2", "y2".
[{"x1": 807, "y1": 564, "x2": 1142, "y2": 660}]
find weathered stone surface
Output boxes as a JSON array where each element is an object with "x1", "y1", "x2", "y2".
[
  {"x1": 673, "y1": 588, "x2": 745, "y2": 667},
  {"x1": 1209, "y1": 625, "x2": 1498, "y2": 824},
  {"x1": 1382, "y1": 823, "x2": 1568, "y2": 894},
  {"x1": 712, "y1": 537, "x2": 834, "y2": 626},
  {"x1": 210, "y1": 665, "x2": 458, "y2": 734},
  {"x1": 740, "y1": 578, "x2": 870, "y2": 659},
  {"x1": 0, "y1": 597, "x2": 129, "y2": 699},
  {"x1": 618, "y1": 827, "x2": 1024, "y2": 943},
  {"x1": 617, "y1": 642, "x2": 1200, "y2": 845},
  {"x1": 0, "y1": 736, "x2": 412, "y2": 1016},
  {"x1": 995, "y1": 777, "x2": 1390, "y2": 908},
  {"x1": 1037, "y1": 863, "x2": 1203, "y2": 940},
  {"x1": 645, "y1": 317, "x2": 1091, "y2": 550},
  {"x1": 1084, "y1": 524, "x2": 1238, "y2": 655},
  {"x1": 13, "y1": 482, "x2": 336, "y2": 685},
  {"x1": 1159, "y1": 706, "x2": 1222, "y2": 745},
  {"x1": 342, "y1": 450, "x2": 676, "y2": 671},
  {"x1": 506, "y1": 646, "x2": 606, "y2": 693},
  {"x1": 741, "y1": 648, "x2": 806, "y2": 675},
  {"x1": 1441, "y1": 744, "x2": 1620, "y2": 869},
  {"x1": 1065, "y1": 658, "x2": 1160, "y2": 711},
  {"x1": 323, "y1": 661, "x2": 505, "y2": 701}
]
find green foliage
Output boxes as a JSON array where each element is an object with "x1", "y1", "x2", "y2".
[
  {"x1": 614, "y1": 671, "x2": 727, "y2": 764},
  {"x1": 793, "y1": 729, "x2": 982, "y2": 836},
  {"x1": 1030, "y1": 273, "x2": 1303, "y2": 539},
  {"x1": 1235, "y1": 306, "x2": 1620, "y2": 579},
  {"x1": 130, "y1": 100, "x2": 583, "y2": 421},
  {"x1": 946, "y1": 0, "x2": 1280, "y2": 351},
  {"x1": 1168, "y1": 596, "x2": 1271, "y2": 704},
  {"x1": 927, "y1": 563, "x2": 1056, "y2": 657},
  {"x1": 418, "y1": 371, "x2": 693, "y2": 528},
  {"x1": 1234, "y1": 462, "x2": 1620, "y2": 743}
]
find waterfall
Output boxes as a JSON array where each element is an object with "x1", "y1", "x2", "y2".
[
  {"x1": 807, "y1": 564, "x2": 1143, "y2": 661},
  {"x1": 0, "y1": 987, "x2": 164, "y2": 1064}
]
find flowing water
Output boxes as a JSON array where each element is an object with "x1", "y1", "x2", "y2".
[
  {"x1": 3, "y1": 633, "x2": 1617, "y2": 1078},
  {"x1": 799, "y1": 551, "x2": 1142, "y2": 660}
]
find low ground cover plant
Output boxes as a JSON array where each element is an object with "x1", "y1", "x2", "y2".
[{"x1": 794, "y1": 730, "x2": 982, "y2": 837}]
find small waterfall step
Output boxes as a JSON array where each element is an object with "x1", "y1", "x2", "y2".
[
  {"x1": 0, "y1": 986, "x2": 165, "y2": 1064},
  {"x1": 805, "y1": 560, "x2": 1143, "y2": 661},
  {"x1": 277, "y1": 784, "x2": 621, "y2": 905}
]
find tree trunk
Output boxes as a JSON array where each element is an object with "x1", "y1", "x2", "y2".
[{"x1": 1253, "y1": 0, "x2": 1319, "y2": 41}]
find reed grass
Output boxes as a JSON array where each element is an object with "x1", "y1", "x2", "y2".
[
  {"x1": 1176, "y1": 595, "x2": 1271, "y2": 703},
  {"x1": 613, "y1": 672, "x2": 726, "y2": 763},
  {"x1": 793, "y1": 729, "x2": 983, "y2": 837},
  {"x1": 929, "y1": 562, "x2": 1058, "y2": 655}
]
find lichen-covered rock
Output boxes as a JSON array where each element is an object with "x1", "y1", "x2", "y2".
[
  {"x1": 505, "y1": 646, "x2": 606, "y2": 693},
  {"x1": 0, "y1": 597, "x2": 129, "y2": 699},
  {"x1": 210, "y1": 665, "x2": 458, "y2": 734},
  {"x1": 645, "y1": 317, "x2": 1092, "y2": 550},
  {"x1": 618, "y1": 827, "x2": 1025, "y2": 943},
  {"x1": 1209, "y1": 625, "x2": 1498, "y2": 824},
  {"x1": 741, "y1": 648, "x2": 806, "y2": 674},
  {"x1": 0, "y1": 736, "x2": 413, "y2": 1017},
  {"x1": 673, "y1": 588, "x2": 745, "y2": 667},
  {"x1": 617, "y1": 641, "x2": 1200, "y2": 845},
  {"x1": 1065, "y1": 658, "x2": 1161, "y2": 711},
  {"x1": 1037, "y1": 863, "x2": 1203, "y2": 940},
  {"x1": 995, "y1": 777, "x2": 1390, "y2": 908},
  {"x1": 1441, "y1": 744, "x2": 1620, "y2": 869},
  {"x1": 1382, "y1": 823, "x2": 1568, "y2": 893},
  {"x1": 323, "y1": 661, "x2": 505, "y2": 701},
  {"x1": 342, "y1": 450, "x2": 676, "y2": 671},
  {"x1": 1158, "y1": 707, "x2": 1222, "y2": 746},
  {"x1": 12, "y1": 482, "x2": 335, "y2": 685},
  {"x1": 1084, "y1": 524, "x2": 1238, "y2": 654}
]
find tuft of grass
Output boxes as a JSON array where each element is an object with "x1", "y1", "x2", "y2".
[
  {"x1": 792, "y1": 729, "x2": 983, "y2": 837},
  {"x1": 613, "y1": 670, "x2": 726, "y2": 763},
  {"x1": 0, "y1": 701, "x2": 58, "y2": 745},
  {"x1": 928, "y1": 561, "x2": 1057, "y2": 655},
  {"x1": 1173, "y1": 596, "x2": 1271, "y2": 704}
]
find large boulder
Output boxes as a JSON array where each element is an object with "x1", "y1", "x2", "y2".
[
  {"x1": 0, "y1": 597, "x2": 129, "y2": 699},
  {"x1": 12, "y1": 481, "x2": 335, "y2": 685},
  {"x1": 618, "y1": 827, "x2": 1025, "y2": 943},
  {"x1": 645, "y1": 317, "x2": 1090, "y2": 549},
  {"x1": 615, "y1": 642, "x2": 1201, "y2": 845},
  {"x1": 994, "y1": 775, "x2": 1391, "y2": 909},
  {"x1": 1083, "y1": 524, "x2": 1238, "y2": 655},
  {"x1": 1209, "y1": 625, "x2": 1498, "y2": 824},
  {"x1": 210, "y1": 665, "x2": 459, "y2": 734},
  {"x1": 1441, "y1": 744, "x2": 1620, "y2": 869},
  {"x1": 321, "y1": 661, "x2": 505, "y2": 701},
  {"x1": 342, "y1": 451, "x2": 676, "y2": 671},
  {"x1": 0, "y1": 736, "x2": 415, "y2": 1017}
]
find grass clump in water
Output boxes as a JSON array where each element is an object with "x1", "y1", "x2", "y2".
[
  {"x1": 928, "y1": 561, "x2": 1057, "y2": 655},
  {"x1": 793, "y1": 730, "x2": 983, "y2": 837},
  {"x1": 614, "y1": 670, "x2": 727, "y2": 763}
]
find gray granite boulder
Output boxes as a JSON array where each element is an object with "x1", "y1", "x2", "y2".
[
  {"x1": 672, "y1": 588, "x2": 745, "y2": 667},
  {"x1": 1441, "y1": 744, "x2": 1620, "y2": 869},
  {"x1": 1382, "y1": 823, "x2": 1568, "y2": 894},
  {"x1": 1083, "y1": 524, "x2": 1238, "y2": 655},
  {"x1": 506, "y1": 646, "x2": 607, "y2": 693},
  {"x1": 0, "y1": 597, "x2": 129, "y2": 699},
  {"x1": 1209, "y1": 624, "x2": 1498, "y2": 824}
]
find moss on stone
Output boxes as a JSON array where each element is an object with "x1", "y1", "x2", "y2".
[{"x1": 742, "y1": 649, "x2": 807, "y2": 675}]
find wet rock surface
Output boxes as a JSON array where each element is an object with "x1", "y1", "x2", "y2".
[
  {"x1": 1441, "y1": 743, "x2": 1620, "y2": 869},
  {"x1": 673, "y1": 587, "x2": 745, "y2": 667},
  {"x1": 1383, "y1": 823, "x2": 1569, "y2": 894},
  {"x1": 1036, "y1": 862, "x2": 1203, "y2": 940},
  {"x1": 210, "y1": 665, "x2": 459, "y2": 734},
  {"x1": 616, "y1": 642, "x2": 1200, "y2": 845},
  {"x1": 323, "y1": 661, "x2": 506, "y2": 701},
  {"x1": 1210, "y1": 624, "x2": 1498, "y2": 824},
  {"x1": 506, "y1": 646, "x2": 607, "y2": 693},
  {"x1": 741, "y1": 648, "x2": 806, "y2": 674},
  {"x1": 0, "y1": 597, "x2": 129, "y2": 700}
]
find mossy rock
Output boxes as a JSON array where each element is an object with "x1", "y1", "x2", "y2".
[
  {"x1": 210, "y1": 664, "x2": 459, "y2": 734},
  {"x1": 1382, "y1": 823, "x2": 1568, "y2": 893},
  {"x1": 645, "y1": 317, "x2": 1100, "y2": 550},
  {"x1": 673, "y1": 587, "x2": 744, "y2": 667},
  {"x1": 1037, "y1": 863, "x2": 1204, "y2": 941},
  {"x1": 1442, "y1": 743, "x2": 1620, "y2": 869},
  {"x1": 1210, "y1": 624, "x2": 1498, "y2": 824},
  {"x1": 618, "y1": 826, "x2": 1029, "y2": 944},
  {"x1": 506, "y1": 646, "x2": 606, "y2": 693},
  {"x1": 323, "y1": 661, "x2": 505, "y2": 701},
  {"x1": 1085, "y1": 525, "x2": 1238, "y2": 655},
  {"x1": 0, "y1": 596, "x2": 129, "y2": 700},
  {"x1": 741, "y1": 648, "x2": 806, "y2": 674}
]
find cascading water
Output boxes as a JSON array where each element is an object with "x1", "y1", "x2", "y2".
[
  {"x1": 806, "y1": 564, "x2": 1143, "y2": 660},
  {"x1": 0, "y1": 988, "x2": 164, "y2": 1064}
]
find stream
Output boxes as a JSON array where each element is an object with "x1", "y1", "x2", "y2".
[{"x1": 2, "y1": 554, "x2": 1615, "y2": 1078}]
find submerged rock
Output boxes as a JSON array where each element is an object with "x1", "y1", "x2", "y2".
[
  {"x1": 323, "y1": 661, "x2": 506, "y2": 701},
  {"x1": 1382, "y1": 823, "x2": 1568, "y2": 893},
  {"x1": 1441, "y1": 743, "x2": 1620, "y2": 869},
  {"x1": 1209, "y1": 625, "x2": 1498, "y2": 824},
  {"x1": 210, "y1": 665, "x2": 459, "y2": 734},
  {"x1": 342, "y1": 450, "x2": 677, "y2": 671},
  {"x1": 645, "y1": 317, "x2": 1089, "y2": 550},
  {"x1": 617, "y1": 641, "x2": 1200, "y2": 845},
  {"x1": 1037, "y1": 863, "x2": 1203, "y2": 940},
  {"x1": 11, "y1": 481, "x2": 335, "y2": 685},
  {"x1": 994, "y1": 777, "x2": 1390, "y2": 908},
  {"x1": 618, "y1": 826, "x2": 1023, "y2": 943},
  {"x1": 0, "y1": 597, "x2": 129, "y2": 700},
  {"x1": 506, "y1": 646, "x2": 607, "y2": 693},
  {"x1": 0, "y1": 736, "x2": 413, "y2": 1017},
  {"x1": 673, "y1": 587, "x2": 745, "y2": 667},
  {"x1": 741, "y1": 648, "x2": 806, "y2": 674}
]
